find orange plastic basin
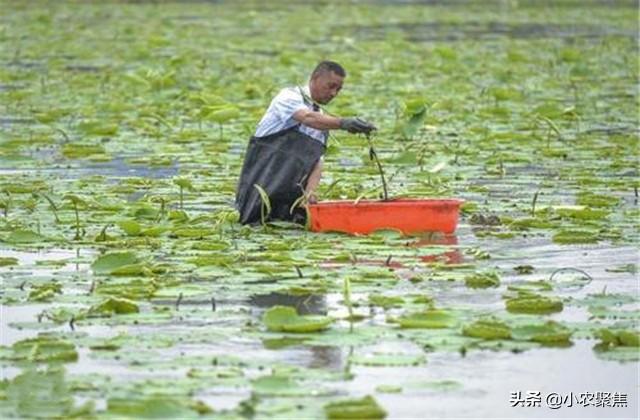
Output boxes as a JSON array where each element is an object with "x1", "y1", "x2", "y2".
[{"x1": 308, "y1": 198, "x2": 463, "y2": 235}]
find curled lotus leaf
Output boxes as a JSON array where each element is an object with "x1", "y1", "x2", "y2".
[
  {"x1": 262, "y1": 305, "x2": 333, "y2": 333},
  {"x1": 462, "y1": 319, "x2": 512, "y2": 340}
]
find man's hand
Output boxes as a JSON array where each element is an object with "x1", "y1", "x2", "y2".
[{"x1": 340, "y1": 117, "x2": 377, "y2": 135}]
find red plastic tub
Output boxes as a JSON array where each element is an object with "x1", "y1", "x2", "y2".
[{"x1": 308, "y1": 198, "x2": 463, "y2": 235}]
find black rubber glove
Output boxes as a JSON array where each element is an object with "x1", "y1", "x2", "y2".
[{"x1": 339, "y1": 117, "x2": 377, "y2": 135}]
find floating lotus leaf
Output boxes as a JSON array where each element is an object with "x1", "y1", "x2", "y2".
[
  {"x1": 368, "y1": 294, "x2": 405, "y2": 309},
  {"x1": 596, "y1": 329, "x2": 639, "y2": 348},
  {"x1": 324, "y1": 395, "x2": 387, "y2": 420},
  {"x1": 4, "y1": 367, "x2": 94, "y2": 418},
  {"x1": 77, "y1": 120, "x2": 119, "y2": 136},
  {"x1": 511, "y1": 321, "x2": 572, "y2": 344},
  {"x1": 106, "y1": 395, "x2": 209, "y2": 418},
  {"x1": 91, "y1": 251, "x2": 140, "y2": 274},
  {"x1": 462, "y1": 319, "x2": 512, "y2": 340},
  {"x1": 94, "y1": 278, "x2": 158, "y2": 300},
  {"x1": 110, "y1": 263, "x2": 154, "y2": 277},
  {"x1": 118, "y1": 220, "x2": 142, "y2": 236},
  {"x1": 397, "y1": 310, "x2": 458, "y2": 329},
  {"x1": 0, "y1": 257, "x2": 18, "y2": 266},
  {"x1": 3, "y1": 336, "x2": 78, "y2": 363},
  {"x1": 3, "y1": 229, "x2": 45, "y2": 244},
  {"x1": 262, "y1": 305, "x2": 332, "y2": 333},
  {"x1": 61, "y1": 143, "x2": 106, "y2": 159},
  {"x1": 552, "y1": 229, "x2": 599, "y2": 244},
  {"x1": 555, "y1": 207, "x2": 609, "y2": 220},
  {"x1": 507, "y1": 280, "x2": 553, "y2": 293},
  {"x1": 28, "y1": 282, "x2": 62, "y2": 302},
  {"x1": 464, "y1": 271, "x2": 500, "y2": 289},
  {"x1": 576, "y1": 192, "x2": 620, "y2": 208},
  {"x1": 505, "y1": 295, "x2": 563, "y2": 314},
  {"x1": 87, "y1": 297, "x2": 139, "y2": 317},
  {"x1": 251, "y1": 375, "x2": 311, "y2": 397}
]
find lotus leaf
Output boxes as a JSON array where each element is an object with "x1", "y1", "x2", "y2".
[
  {"x1": 398, "y1": 310, "x2": 457, "y2": 329},
  {"x1": 262, "y1": 305, "x2": 332, "y2": 333},
  {"x1": 462, "y1": 319, "x2": 512, "y2": 340},
  {"x1": 91, "y1": 251, "x2": 140, "y2": 274},
  {"x1": 324, "y1": 395, "x2": 387, "y2": 420}
]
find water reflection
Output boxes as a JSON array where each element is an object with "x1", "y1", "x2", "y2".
[
  {"x1": 250, "y1": 292, "x2": 343, "y2": 369},
  {"x1": 408, "y1": 234, "x2": 465, "y2": 265},
  {"x1": 249, "y1": 292, "x2": 326, "y2": 315}
]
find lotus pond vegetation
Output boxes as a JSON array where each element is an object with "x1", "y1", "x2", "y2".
[{"x1": 0, "y1": 0, "x2": 638, "y2": 418}]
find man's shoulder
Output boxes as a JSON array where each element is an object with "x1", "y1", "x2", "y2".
[{"x1": 274, "y1": 86, "x2": 303, "y2": 102}]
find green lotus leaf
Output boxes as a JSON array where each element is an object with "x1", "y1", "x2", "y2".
[
  {"x1": 110, "y1": 263, "x2": 154, "y2": 277},
  {"x1": 28, "y1": 282, "x2": 62, "y2": 302},
  {"x1": 262, "y1": 305, "x2": 332, "y2": 333},
  {"x1": 576, "y1": 192, "x2": 620, "y2": 208},
  {"x1": 118, "y1": 220, "x2": 142, "y2": 236},
  {"x1": 4, "y1": 367, "x2": 94, "y2": 418},
  {"x1": 552, "y1": 229, "x2": 599, "y2": 244},
  {"x1": 87, "y1": 297, "x2": 139, "y2": 317},
  {"x1": 173, "y1": 177, "x2": 194, "y2": 190},
  {"x1": 398, "y1": 310, "x2": 457, "y2": 329},
  {"x1": 91, "y1": 251, "x2": 140, "y2": 274},
  {"x1": 4, "y1": 336, "x2": 78, "y2": 363},
  {"x1": 95, "y1": 278, "x2": 158, "y2": 300},
  {"x1": 464, "y1": 271, "x2": 500, "y2": 289},
  {"x1": 324, "y1": 395, "x2": 387, "y2": 420},
  {"x1": 106, "y1": 395, "x2": 209, "y2": 418},
  {"x1": 511, "y1": 321, "x2": 572, "y2": 344},
  {"x1": 505, "y1": 296, "x2": 563, "y2": 314},
  {"x1": 206, "y1": 106, "x2": 240, "y2": 123},
  {"x1": 462, "y1": 319, "x2": 512, "y2": 340},
  {"x1": 77, "y1": 120, "x2": 119, "y2": 136},
  {"x1": 3, "y1": 229, "x2": 45, "y2": 244},
  {"x1": 0, "y1": 257, "x2": 19, "y2": 266},
  {"x1": 61, "y1": 143, "x2": 106, "y2": 159},
  {"x1": 368, "y1": 294, "x2": 405, "y2": 309},
  {"x1": 251, "y1": 375, "x2": 310, "y2": 397},
  {"x1": 596, "y1": 329, "x2": 640, "y2": 348}
]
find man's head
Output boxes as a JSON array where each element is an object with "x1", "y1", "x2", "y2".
[{"x1": 309, "y1": 61, "x2": 345, "y2": 105}]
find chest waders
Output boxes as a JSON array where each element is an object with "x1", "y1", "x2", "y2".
[{"x1": 235, "y1": 126, "x2": 325, "y2": 225}]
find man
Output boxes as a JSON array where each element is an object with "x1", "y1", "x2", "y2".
[{"x1": 235, "y1": 61, "x2": 376, "y2": 225}]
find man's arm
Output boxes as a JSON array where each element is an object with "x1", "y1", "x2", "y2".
[{"x1": 292, "y1": 109, "x2": 341, "y2": 130}]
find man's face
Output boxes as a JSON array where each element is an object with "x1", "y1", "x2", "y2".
[{"x1": 310, "y1": 71, "x2": 344, "y2": 105}]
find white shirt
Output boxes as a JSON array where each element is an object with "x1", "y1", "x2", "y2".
[{"x1": 254, "y1": 85, "x2": 328, "y2": 144}]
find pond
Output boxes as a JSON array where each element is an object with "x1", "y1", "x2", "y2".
[{"x1": 0, "y1": 0, "x2": 638, "y2": 418}]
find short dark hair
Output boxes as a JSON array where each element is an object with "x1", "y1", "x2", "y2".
[{"x1": 311, "y1": 61, "x2": 346, "y2": 79}]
